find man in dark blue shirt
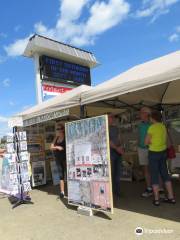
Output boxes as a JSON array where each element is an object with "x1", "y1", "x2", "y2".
[{"x1": 108, "y1": 114, "x2": 124, "y2": 198}]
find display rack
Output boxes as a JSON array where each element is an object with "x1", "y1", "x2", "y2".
[{"x1": 12, "y1": 127, "x2": 33, "y2": 209}]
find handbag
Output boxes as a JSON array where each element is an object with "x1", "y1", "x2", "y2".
[
  {"x1": 167, "y1": 145, "x2": 176, "y2": 159},
  {"x1": 167, "y1": 129, "x2": 176, "y2": 159}
]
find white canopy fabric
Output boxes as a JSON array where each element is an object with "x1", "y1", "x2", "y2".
[
  {"x1": 11, "y1": 50, "x2": 180, "y2": 126},
  {"x1": 16, "y1": 85, "x2": 91, "y2": 120},
  {"x1": 82, "y1": 51, "x2": 180, "y2": 106}
]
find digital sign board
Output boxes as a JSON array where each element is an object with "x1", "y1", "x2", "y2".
[{"x1": 39, "y1": 55, "x2": 91, "y2": 86}]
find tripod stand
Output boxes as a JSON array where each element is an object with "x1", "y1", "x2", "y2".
[{"x1": 12, "y1": 126, "x2": 33, "y2": 209}]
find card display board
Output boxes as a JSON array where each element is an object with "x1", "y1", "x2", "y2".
[
  {"x1": 0, "y1": 154, "x2": 19, "y2": 195},
  {"x1": 0, "y1": 132, "x2": 31, "y2": 196},
  {"x1": 65, "y1": 115, "x2": 113, "y2": 213}
]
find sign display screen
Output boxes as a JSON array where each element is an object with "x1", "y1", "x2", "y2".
[{"x1": 39, "y1": 55, "x2": 91, "y2": 86}]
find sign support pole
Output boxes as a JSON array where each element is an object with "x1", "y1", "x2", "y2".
[
  {"x1": 34, "y1": 53, "x2": 43, "y2": 104},
  {"x1": 80, "y1": 105, "x2": 85, "y2": 119}
]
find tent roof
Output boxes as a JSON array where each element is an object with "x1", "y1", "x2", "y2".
[
  {"x1": 82, "y1": 50, "x2": 180, "y2": 106},
  {"x1": 11, "y1": 50, "x2": 180, "y2": 127},
  {"x1": 17, "y1": 85, "x2": 91, "y2": 120},
  {"x1": 23, "y1": 34, "x2": 99, "y2": 68}
]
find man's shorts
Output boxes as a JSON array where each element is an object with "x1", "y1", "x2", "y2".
[{"x1": 138, "y1": 147, "x2": 149, "y2": 166}]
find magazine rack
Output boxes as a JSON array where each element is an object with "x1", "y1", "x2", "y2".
[{"x1": 12, "y1": 126, "x2": 34, "y2": 209}]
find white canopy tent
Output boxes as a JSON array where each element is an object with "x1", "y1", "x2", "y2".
[
  {"x1": 81, "y1": 51, "x2": 180, "y2": 111},
  {"x1": 10, "y1": 85, "x2": 91, "y2": 127},
  {"x1": 10, "y1": 50, "x2": 180, "y2": 126}
]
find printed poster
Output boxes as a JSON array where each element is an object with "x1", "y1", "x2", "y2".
[
  {"x1": 65, "y1": 115, "x2": 113, "y2": 213},
  {"x1": 0, "y1": 155, "x2": 19, "y2": 196},
  {"x1": 31, "y1": 161, "x2": 46, "y2": 187}
]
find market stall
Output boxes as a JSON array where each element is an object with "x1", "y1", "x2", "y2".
[
  {"x1": 80, "y1": 50, "x2": 180, "y2": 179},
  {"x1": 7, "y1": 50, "x2": 180, "y2": 212}
]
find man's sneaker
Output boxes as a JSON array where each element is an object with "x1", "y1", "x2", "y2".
[
  {"x1": 59, "y1": 192, "x2": 64, "y2": 199},
  {"x1": 153, "y1": 199, "x2": 160, "y2": 206},
  {"x1": 141, "y1": 188, "x2": 153, "y2": 198}
]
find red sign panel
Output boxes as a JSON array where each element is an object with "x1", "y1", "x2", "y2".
[{"x1": 42, "y1": 84, "x2": 73, "y2": 96}]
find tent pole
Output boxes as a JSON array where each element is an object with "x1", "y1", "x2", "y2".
[
  {"x1": 80, "y1": 105, "x2": 85, "y2": 119},
  {"x1": 160, "y1": 82, "x2": 170, "y2": 104}
]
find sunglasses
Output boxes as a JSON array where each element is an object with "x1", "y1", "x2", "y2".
[{"x1": 56, "y1": 128, "x2": 64, "y2": 131}]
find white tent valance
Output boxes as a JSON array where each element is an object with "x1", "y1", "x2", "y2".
[{"x1": 12, "y1": 85, "x2": 91, "y2": 126}]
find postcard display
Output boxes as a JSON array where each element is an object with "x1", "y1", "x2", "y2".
[
  {"x1": 65, "y1": 115, "x2": 113, "y2": 214},
  {"x1": 0, "y1": 131, "x2": 32, "y2": 204}
]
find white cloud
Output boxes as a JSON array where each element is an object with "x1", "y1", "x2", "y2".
[
  {"x1": 14, "y1": 25, "x2": 21, "y2": 32},
  {"x1": 169, "y1": 25, "x2": 180, "y2": 42},
  {"x1": 4, "y1": 34, "x2": 32, "y2": 57},
  {"x1": 0, "y1": 116, "x2": 9, "y2": 123},
  {"x1": 2, "y1": 78, "x2": 11, "y2": 87},
  {"x1": 60, "y1": 0, "x2": 90, "y2": 22},
  {"x1": 9, "y1": 101, "x2": 16, "y2": 106},
  {"x1": 5, "y1": 0, "x2": 130, "y2": 57},
  {"x1": 169, "y1": 33, "x2": 179, "y2": 42},
  {"x1": 136, "y1": 0, "x2": 179, "y2": 22},
  {"x1": 72, "y1": 0, "x2": 130, "y2": 45}
]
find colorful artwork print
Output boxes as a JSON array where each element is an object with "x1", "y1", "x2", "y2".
[
  {"x1": 0, "y1": 155, "x2": 19, "y2": 196},
  {"x1": 19, "y1": 141, "x2": 28, "y2": 152},
  {"x1": 6, "y1": 133, "x2": 14, "y2": 143},
  {"x1": 66, "y1": 115, "x2": 113, "y2": 213},
  {"x1": 18, "y1": 131, "x2": 27, "y2": 141},
  {"x1": 6, "y1": 143, "x2": 14, "y2": 153},
  {"x1": 20, "y1": 151, "x2": 29, "y2": 162}
]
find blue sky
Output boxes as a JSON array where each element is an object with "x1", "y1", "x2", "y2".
[{"x1": 0, "y1": 0, "x2": 180, "y2": 135}]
